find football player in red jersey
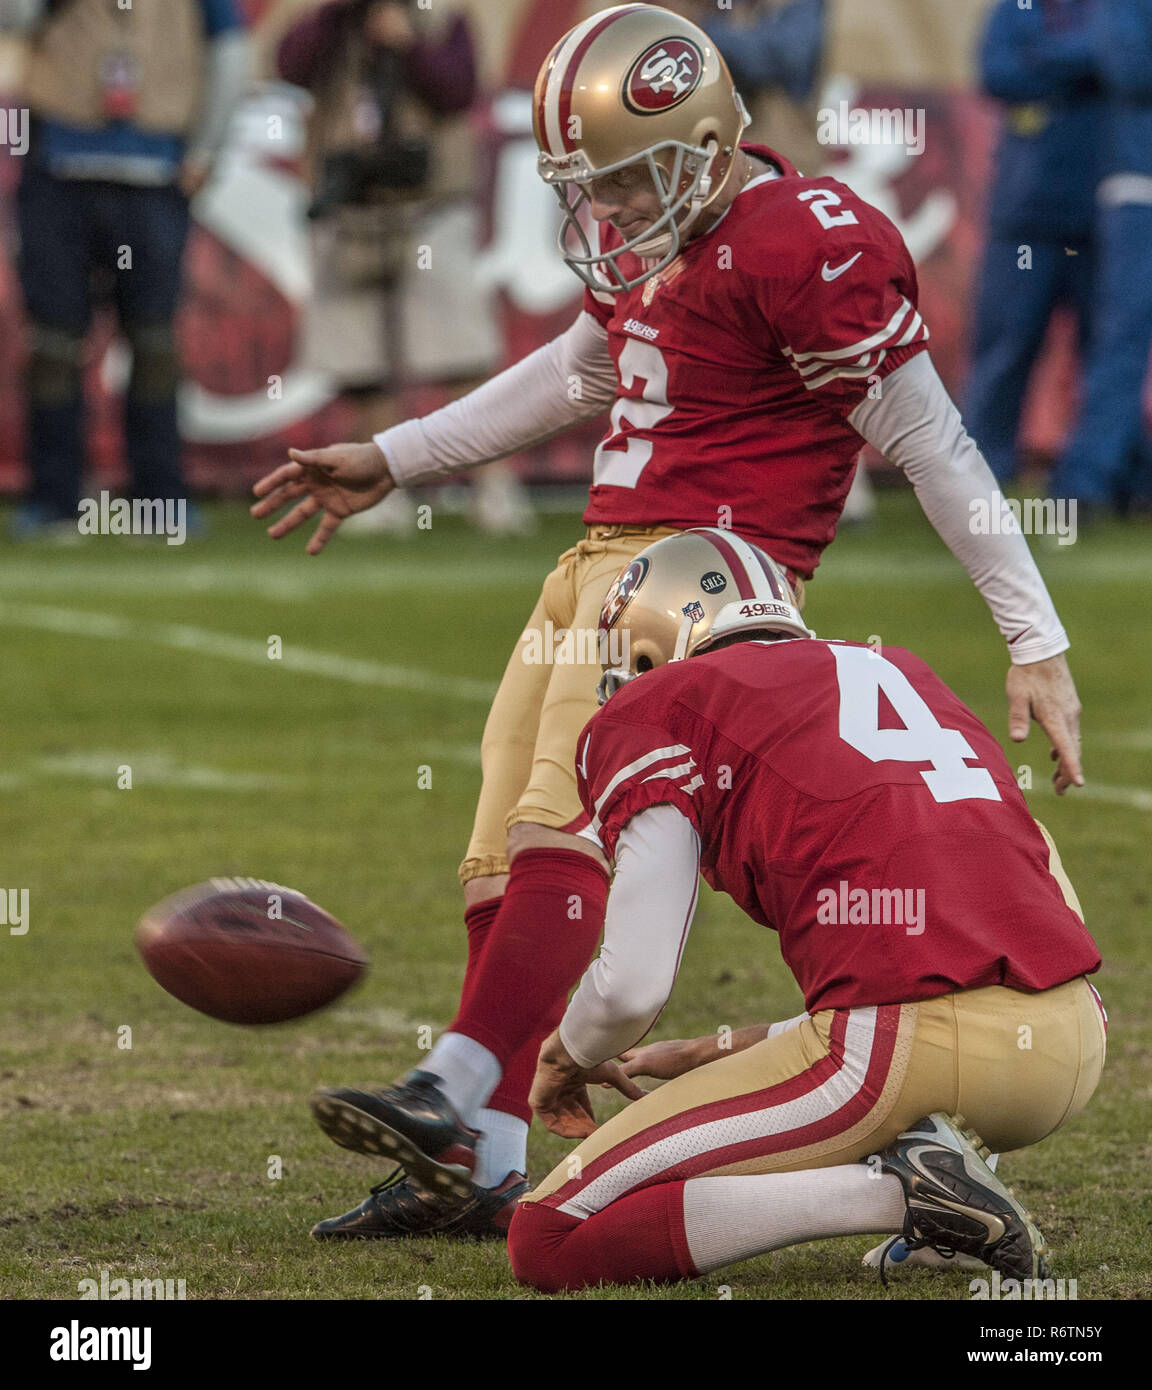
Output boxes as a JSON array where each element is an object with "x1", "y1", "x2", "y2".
[
  {"x1": 251, "y1": 5, "x2": 1086, "y2": 1239},
  {"x1": 508, "y1": 528, "x2": 1104, "y2": 1292}
]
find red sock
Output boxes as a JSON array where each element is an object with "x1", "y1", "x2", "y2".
[
  {"x1": 485, "y1": 998, "x2": 567, "y2": 1124},
  {"x1": 508, "y1": 1187, "x2": 698, "y2": 1292},
  {"x1": 454, "y1": 895, "x2": 563, "y2": 1126},
  {"x1": 456, "y1": 895, "x2": 503, "y2": 1021},
  {"x1": 449, "y1": 848, "x2": 609, "y2": 1068}
]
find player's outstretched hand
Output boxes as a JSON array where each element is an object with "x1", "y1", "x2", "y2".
[
  {"x1": 531, "y1": 1031, "x2": 646, "y2": 1139},
  {"x1": 1006, "y1": 651, "x2": 1084, "y2": 795},
  {"x1": 251, "y1": 442, "x2": 396, "y2": 555}
]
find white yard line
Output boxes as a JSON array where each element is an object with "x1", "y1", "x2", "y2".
[
  {"x1": 0, "y1": 557, "x2": 537, "y2": 597},
  {"x1": 36, "y1": 752, "x2": 296, "y2": 791},
  {"x1": 1077, "y1": 782, "x2": 1152, "y2": 813},
  {"x1": 1093, "y1": 731, "x2": 1152, "y2": 751},
  {"x1": 0, "y1": 601, "x2": 496, "y2": 703}
]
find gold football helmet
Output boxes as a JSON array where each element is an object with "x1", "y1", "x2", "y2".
[
  {"x1": 533, "y1": 4, "x2": 750, "y2": 293},
  {"x1": 597, "y1": 528, "x2": 811, "y2": 703}
]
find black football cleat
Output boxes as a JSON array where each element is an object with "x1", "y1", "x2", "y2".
[
  {"x1": 310, "y1": 1170, "x2": 529, "y2": 1241},
  {"x1": 876, "y1": 1112, "x2": 1049, "y2": 1284},
  {"x1": 310, "y1": 1070, "x2": 479, "y2": 1199}
]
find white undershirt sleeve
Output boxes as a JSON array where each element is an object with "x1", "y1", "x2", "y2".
[
  {"x1": 848, "y1": 352, "x2": 1069, "y2": 665},
  {"x1": 373, "y1": 310, "x2": 617, "y2": 487},
  {"x1": 560, "y1": 803, "x2": 701, "y2": 1070}
]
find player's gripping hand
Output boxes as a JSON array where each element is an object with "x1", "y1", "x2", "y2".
[
  {"x1": 531, "y1": 1030, "x2": 647, "y2": 1139},
  {"x1": 251, "y1": 442, "x2": 396, "y2": 555},
  {"x1": 618, "y1": 1038, "x2": 706, "y2": 1081},
  {"x1": 620, "y1": 1024, "x2": 772, "y2": 1080},
  {"x1": 1006, "y1": 651, "x2": 1084, "y2": 795}
]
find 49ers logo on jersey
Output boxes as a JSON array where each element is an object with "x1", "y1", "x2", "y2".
[
  {"x1": 600, "y1": 556, "x2": 650, "y2": 631},
  {"x1": 623, "y1": 39, "x2": 704, "y2": 114}
]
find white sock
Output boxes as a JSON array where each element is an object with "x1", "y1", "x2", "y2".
[
  {"x1": 422, "y1": 1032, "x2": 501, "y2": 1126},
  {"x1": 472, "y1": 1108, "x2": 529, "y2": 1188},
  {"x1": 682, "y1": 1164, "x2": 907, "y2": 1274}
]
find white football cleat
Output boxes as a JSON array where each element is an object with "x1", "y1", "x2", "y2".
[{"x1": 862, "y1": 1236, "x2": 989, "y2": 1273}]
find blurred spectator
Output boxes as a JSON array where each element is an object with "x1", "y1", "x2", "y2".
[
  {"x1": 1, "y1": 0, "x2": 249, "y2": 539},
  {"x1": 1050, "y1": 0, "x2": 1152, "y2": 514},
  {"x1": 964, "y1": 0, "x2": 1103, "y2": 486},
  {"x1": 278, "y1": 0, "x2": 533, "y2": 536},
  {"x1": 678, "y1": 0, "x2": 827, "y2": 174}
]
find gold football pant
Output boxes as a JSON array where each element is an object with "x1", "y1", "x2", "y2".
[
  {"x1": 523, "y1": 977, "x2": 1106, "y2": 1217},
  {"x1": 459, "y1": 524, "x2": 804, "y2": 883},
  {"x1": 459, "y1": 524, "x2": 680, "y2": 883}
]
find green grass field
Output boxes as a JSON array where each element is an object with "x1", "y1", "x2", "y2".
[{"x1": 1, "y1": 491, "x2": 1148, "y2": 1301}]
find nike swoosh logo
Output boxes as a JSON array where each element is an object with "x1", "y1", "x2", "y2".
[
  {"x1": 578, "y1": 735, "x2": 591, "y2": 780},
  {"x1": 821, "y1": 252, "x2": 863, "y2": 282}
]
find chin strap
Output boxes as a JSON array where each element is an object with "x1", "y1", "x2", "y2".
[
  {"x1": 672, "y1": 614, "x2": 696, "y2": 661},
  {"x1": 633, "y1": 139, "x2": 721, "y2": 259}
]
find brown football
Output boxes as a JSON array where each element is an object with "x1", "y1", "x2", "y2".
[{"x1": 135, "y1": 879, "x2": 368, "y2": 1024}]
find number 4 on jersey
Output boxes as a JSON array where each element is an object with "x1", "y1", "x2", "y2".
[{"x1": 831, "y1": 645, "x2": 1001, "y2": 804}]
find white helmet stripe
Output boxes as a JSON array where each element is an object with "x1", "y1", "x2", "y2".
[
  {"x1": 542, "y1": 16, "x2": 598, "y2": 156},
  {"x1": 545, "y1": 5, "x2": 648, "y2": 157}
]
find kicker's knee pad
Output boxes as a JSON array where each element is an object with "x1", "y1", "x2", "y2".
[
  {"x1": 124, "y1": 322, "x2": 181, "y2": 401},
  {"x1": 26, "y1": 322, "x2": 85, "y2": 406}
]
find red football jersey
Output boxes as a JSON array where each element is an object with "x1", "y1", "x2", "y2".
[
  {"x1": 575, "y1": 639, "x2": 1100, "y2": 1013},
  {"x1": 580, "y1": 144, "x2": 929, "y2": 577}
]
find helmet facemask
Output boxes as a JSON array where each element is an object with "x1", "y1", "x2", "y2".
[{"x1": 540, "y1": 139, "x2": 719, "y2": 295}]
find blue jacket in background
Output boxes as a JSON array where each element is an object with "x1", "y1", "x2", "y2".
[
  {"x1": 980, "y1": 0, "x2": 1104, "y2": 240},
  {"x1": 1093, "y1": 0, "x2": 1152, "y2": 176}
]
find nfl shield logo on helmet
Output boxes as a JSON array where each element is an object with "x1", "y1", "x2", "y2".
[{"x1": 682, "y1": 600, "x2": 706, "y2": 622}]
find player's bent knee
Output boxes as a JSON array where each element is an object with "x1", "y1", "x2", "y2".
[
  {"x1": 506, "y1": 822, "x2": 608, "y2": 873},
  {"x1": 462, "y1": 873, "x2": 509, "y2": 908},
  {"x1": 506, "y1": 1202, "x2": 583, "y2": 1294}
]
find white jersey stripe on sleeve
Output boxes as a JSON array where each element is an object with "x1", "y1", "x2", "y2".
[
  {"x1": 641, "y1": 761, "x2": 698, "y2": 785},
  {"x1": 794, "y1": 349, "x2": 882, "y2": 380},
  {"x1": 590, "y1": 744, "x2": 694, "y2": 832},
  {"x1": 894, "y1": 310, "x2": 928, "y2": 348},
  {"x1": 799, "y1": 351, "x2": 889, "y2": 392},
  {"x1": 782, "y1": 296, "x2": 915, "y2": 365}
]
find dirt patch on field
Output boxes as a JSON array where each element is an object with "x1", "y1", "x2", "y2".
[{"x1": 0, "y1": 1195, "x2": 207, "y2": 1229}]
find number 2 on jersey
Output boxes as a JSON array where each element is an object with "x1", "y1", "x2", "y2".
[
  {"x1": 593, "y1": 337, "x2": 672, "y2": 488},
  {"x1": 797, "y1": 188, "x2": 859, "y2": 230},
  {"x1": 830, "y1": 645, "x2": 1001, "y2": 804}
]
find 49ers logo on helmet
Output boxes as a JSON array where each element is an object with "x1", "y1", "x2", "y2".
[
  {"x1": 600, "y1": 556, "x2": 650, "y2": 631},
  {"x1": 623, "y1": 38, "x2": 704, "y2": 114}
]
